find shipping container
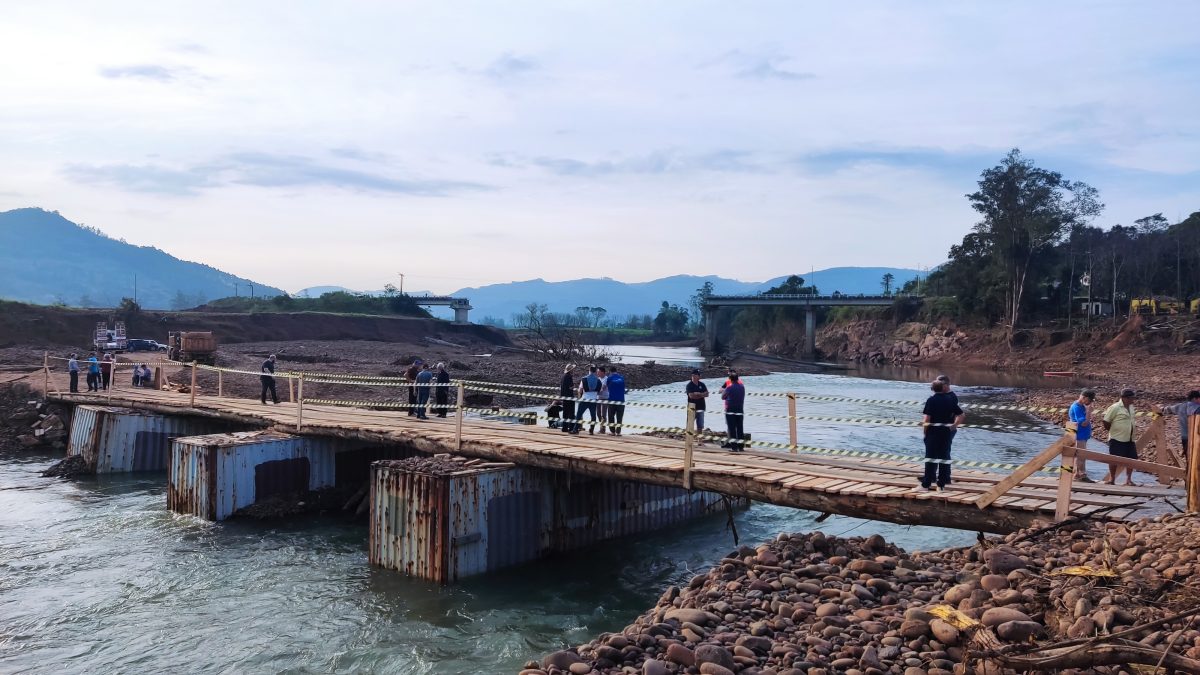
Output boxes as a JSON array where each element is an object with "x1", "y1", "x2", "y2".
[
  {"x1": 370, "y1": 461, "x2": 743, "y2": 583},
  {"x1": 168, "y1": 430, "x2": 364, "y2": 520},
  {"x1": 66, "y1": 405, "x2": 240, "y2": 473}
]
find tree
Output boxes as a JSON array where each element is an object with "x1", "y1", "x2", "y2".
[
  {"x1": 382, "y1": 283, "x2": 398, "y2": 297},
  {"x1": 588, "y1": 307, "x2": 607, "y2": 327},
  {"x1": 966, "y1": 149, "x2": 1103, "y2": 336},
  {"x1": 880, "y1": 273, "x2": 895, "y2": 296}
]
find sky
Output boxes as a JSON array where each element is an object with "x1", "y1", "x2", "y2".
[{"x1": 2, "y1": 2, "x2": 1198, "y2": 295}]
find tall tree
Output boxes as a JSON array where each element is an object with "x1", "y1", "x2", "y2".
[
  {"x1": 880, "y1": 273, "x2": 895, "y2": 296},
  {"x1": 966, "y1": 149, "x2": 1103, "y2": 336}
]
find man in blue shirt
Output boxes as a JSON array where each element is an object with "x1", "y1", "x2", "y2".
[
  {"x1": 1160, "y1": 390, "x2": 1200, "y2": 454},
  {"x1": 86, "y1": 353, "x2": 100, "y2": 392},
  {"x1": 605, "y1": 366, "x2": 626, "y2": 436},
  {"x1": 721, "y1": 373, "x2": 746, "y2": 451},
  {"x1": 1067, "y1": 389, "x2": 1096, "y2": 482},
  {"x1": 415, "y1": 363, "x2": 434, "y2": 419}
]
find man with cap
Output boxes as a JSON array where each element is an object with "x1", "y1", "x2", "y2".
[
  {"x1": 1066, "y1": 389, "x2": 1097, "y2": 482},
  {"x1": 260, "y1": 354, "x2": 279, "y2": 404},
  {"x1": 685, "y1": 369, "x2": 709, "y2": 436},
  {"x1": 1101, "y1": 388, "x2": 1138, "y2": 485}
]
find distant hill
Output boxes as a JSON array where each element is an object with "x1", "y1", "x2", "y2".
[
  {"x1": 435, "y1": 267, "x2": 924, "y2": 323},
  {"x1": 0, "y1": 208, "x2": 284, "y2": 309}
]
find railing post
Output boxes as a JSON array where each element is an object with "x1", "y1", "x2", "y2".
[
  {"x1": 455, "y1": 381, "x2": 465, "y2": 450},
  {"x1": 43, "y1": 351, "x2": 49, "y2": 398},
  {"x1": 189, "y1": 361, "x2": 197, "y2": 407},
  {"x1": 787, "y1": 392, "x2": 798, "y2": 452},
  {"x1": 296, "y1": 373, "x2": 305, "y2": 431},
  {"x1": 684, "y1": 403, "x2": 696, "y2": 490},
  {"x1": 218, "y1": 369, "x2": 223, "y2": 398},
  {"x1": 1188, "y1": 415, "x2": 1200, "y2": 513},
  {"x1": 1054, "y1": 445, "x2": 1076, "y2": 521},
  {"x1": 288, "y1": 376, "x2": 295, "y2": 403}
]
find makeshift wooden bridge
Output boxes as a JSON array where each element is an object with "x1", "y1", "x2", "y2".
[{"x1": 44, "y1": 380, "x2": 1191, "y2": 534}]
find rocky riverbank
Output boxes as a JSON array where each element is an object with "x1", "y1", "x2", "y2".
[{"x1": 526, "y1": 513, "x2": 1200, "y2": 675}]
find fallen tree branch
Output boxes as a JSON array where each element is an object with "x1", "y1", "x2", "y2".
[
  {"x1": 1004, "y1": 502, "x2": 1142, "y2": 545},
  {"x1": 991, "y1": 639, "x2": 1200, "y2": 672}
]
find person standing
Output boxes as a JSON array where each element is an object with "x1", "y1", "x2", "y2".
[
  {"x1": 415, "y1": 363, "x2": 433, "y2": 420},
  {"x1": 605, "y1": 366, "x2": 626, "y2": 435},
  {"x1": 404, "y1": 359, "x2": 422, "y2": 416},
  {"x1": 140, "y1": 364, "x2": 153, "y2": 388},
  {"x1": 577, "y1": 365, "x2": 602, "y2": 435},
  {"x1": 921, "y1": 380, "x2": 965, "y2": 491},
  {"x1": 1102, "y1": 388, "x2": 1139, "y2": 486},
  {"x1": 1160, "y1": 390, "x2": 1200, "y2": 453},
  {"x1": 685, "y1": 369, "x2": 709, "y2": 436},
  {"x1": 100, "y1": 353, "x2": 113, "y2": 390},
  {"x1": 67, "y1": 353, "x2": 79, "y2": 393},
  {"x1": 560, "y1": 364, "x2": 578, "y2": 434},
  {"x1": 434, "y1": 362, "x2": 451, "y2": 418},
  {"x1": 596, "y1": 366, "x2": 610, "y2": 434},
  {"x1": 721, "y1": 373, "x2": 746, "y2": 451},
  {"x1": 1066, "y1": 389, "x2": 1097, "y2": 482},
  {"x1": 86, "y1": 353, "x2": 100, "y2": 392},
  {"x1": 260, "y1": 354, "x2": 279, "y2": 405}
]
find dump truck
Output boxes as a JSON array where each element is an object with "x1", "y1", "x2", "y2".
[
  {"x1": 93, "y1": 321, "x2": 128, "y2": 352},
  {"x1": 167, "y1": 331, "x2": 218, "y2": 364}
]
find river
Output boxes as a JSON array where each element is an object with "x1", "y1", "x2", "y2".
[{"x1": 1, "y1": 349, "x2": 1070, "y2": 674}]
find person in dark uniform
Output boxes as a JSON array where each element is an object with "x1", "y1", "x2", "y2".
[
  {"x1": 721, "y1": 373, "x2": 746, "y2": 451},
  {"x1": 260, "y1": 354, "x2": 279, "y2": 404},
  {"x1": 559, "y1": 364, "x2": 578, "y2": 434},
  {"x1": 434, "y1": 362, "x2": 451, "y2": 418},
  {"x1": 921, "y1": 379, "x2": 964, "y2": 490}
]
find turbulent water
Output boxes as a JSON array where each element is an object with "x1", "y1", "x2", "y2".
[{"x1": 1, "y1": 356, "x2": 1070, "y2": 674}]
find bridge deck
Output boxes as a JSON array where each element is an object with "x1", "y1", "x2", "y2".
[{"x1": 47, "y1": 389, "x2": 1177, "y2": 533}]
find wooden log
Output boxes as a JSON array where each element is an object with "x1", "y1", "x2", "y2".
[
  {"x1": 975, "y1": 436, "x2": 1067, "y2": 509},
  {"x1": 1072, "y1": 449, "x2": 1185, "y2": 481},
  {"x1": 1055, "y1": 446, "x2": 1076, "y2": 521},
  {"x1": 684, "y1": 404, "x2": 695, "y2": 490},
  {"x1": 189, "y1": 361, "x2": 197, "y2": 407},
  {"x1": 1189, "y1": 415, "x2": 1200, "y2": 512},
  {"x1": 296, "y1": 374, "x2": 305, "y2": 431},
  {"x1": 787, "y1": 393, "x2": 798, "y2": 452}
]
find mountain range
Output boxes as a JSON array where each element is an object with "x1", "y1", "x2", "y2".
[
  {"x1": 0, "y1": 208, "x2": 283, "y2": 309},
  {"x1": 300, "y1": 267, "x2": 924, "y2": 324}
]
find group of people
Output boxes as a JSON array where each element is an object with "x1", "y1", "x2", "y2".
[
  {"x1": 66, "y1": 352, "x2": 154, "y2": 392},
  {"x1": 1068, "y1": 387, "x2": 1199, "y2": 486},
  {"x1": 685, "y1": 368, "x2": 746, "y2": 450},
  {"x1": 554, "y1": 364, "x2": 627, "y2": 435},
  {"x1": 403, "y1": 359, "x2": 452, "y2": 420}
]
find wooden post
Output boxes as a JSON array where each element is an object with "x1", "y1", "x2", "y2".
[
  {"x1": 1188, "y1": 415, "x2": 1200, "y2": 513},
  {"x1": 217, "y1": 370, "x2": 223, "y2": 398},
  {"x1": 43, "y1": 351, "x2": 49, "y2": 398},
  {"x1": 683, "y1": 403, "x2": 696, "y2": 490},
  {"x1": 1054, "y1": 445, "x2": 1077, "y2": 521},
  {"x1": 787, "y1": 392, "x2": 798, "y2": 452},
  {"x1": 975, "y1": 436, "x2": 1067, "y2": 509},
  {"x1": 455, "y1": 381, "x2": 465, "y2": 450},
  {"x1": 189, "y1": 361, "x2": 197, "y2": 407},
  {"x1": 296, "y1": 374, "x2": 305, "y2": 431},
  {"x1": 288, "y1": 376, "x2": 295, "y2": 403}
]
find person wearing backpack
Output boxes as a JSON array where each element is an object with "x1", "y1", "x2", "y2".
[
  {"x1": 605, "y1": 366, "x2": 626, "y2": 435},
  {"x1": 576, "y1": 364, "x2": 602, "y2": 435}
]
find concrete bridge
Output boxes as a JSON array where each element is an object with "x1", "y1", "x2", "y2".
[
  {"x1": 701, "y1": 294, "x2": 903, "y2": 357},
  {"x1": 411, "y1": 295, "x2": 473, "y2": 323}
]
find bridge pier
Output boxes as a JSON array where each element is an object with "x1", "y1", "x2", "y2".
[
  {"x1": 804, "y1": 309, "x2": 816, "y2": 360},
  {"x1": 66, "y1": 405, "x2": 238, "y2": 473},
  {"x1": 369, "y1": 457, "x2": 746, "y2": 583},
  {"x1": 702, "y1": 307, "x2": 718, "y2": 354}
]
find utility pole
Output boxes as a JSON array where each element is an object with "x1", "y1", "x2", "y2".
[
  {"x1": 398, "y1": 273, "x2": 405, "y2": 296},
  {"x1": 249, "y1": 283, "x2": 255, "y2": 299},
  {"x1": 133, "y1": 274, "x2": 138, "y2": 304},
  {"x1": 234, "y1": 283, "x2": 239, "y2": 298}
]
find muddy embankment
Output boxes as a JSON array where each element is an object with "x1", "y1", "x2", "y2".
[{"x1": 0, "y1": 300, "x2": 511, "y2": 350}]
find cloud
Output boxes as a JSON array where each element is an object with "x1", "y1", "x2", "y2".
[
  {"x1": 500, "y1": 150, "x2": 770, "y2": 177},
  {"x1": 705, "y1": 50, "x2": 816, "y2": 82},
  {"x1": 62, "y1": 163, "x2": 214, "y2": 195},
  {"x1": 62, "y1": 153, "x2": 488, "y2": 197},
  {"x1": 170, "y1": 43, "x2": 210, "y2": 55},
  {"x1": 98, "y1": 64, "x2": 192, "y2": 82},
  {"x1": 484, "y1": 52, "x2": 538, "y2": 79}
]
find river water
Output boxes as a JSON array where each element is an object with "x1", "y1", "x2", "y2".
[{"x1": 1, "y1": 347, "x2": 1069, "y2": 674}]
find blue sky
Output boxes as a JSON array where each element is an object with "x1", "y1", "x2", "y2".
[{"x1": 1, "y1": 2, "x2": 1198, "y2": 294}]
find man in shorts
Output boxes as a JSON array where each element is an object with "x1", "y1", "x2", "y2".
[
  {"x1": 685, "y1": 369, "x2": 709, "y2": 436},
  {"x1": 1102, "y1": 388, "x2": 1138, "y2": 486}
]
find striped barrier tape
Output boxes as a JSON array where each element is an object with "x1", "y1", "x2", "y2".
[
  {"x1": 296, "y1": 397, "x2": 1057, "y2": 473},
  {"x1": 303, "y1": 398, "x2": 455, "y2": 410}
]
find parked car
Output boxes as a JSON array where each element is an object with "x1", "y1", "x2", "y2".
[{"x1": 127, "y1": 338, "x2": 167, "y2": 352}]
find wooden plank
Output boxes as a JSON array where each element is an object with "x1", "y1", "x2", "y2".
[
  {"x1": 975, "y1": 437, "x2": 1067, "y2": 509},
  {"x1": 1073, "y1": 449, "x2": 1185, "y2": 480}
]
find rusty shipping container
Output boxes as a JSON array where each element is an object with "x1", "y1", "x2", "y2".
[
  {"x1": 168, "y1": 430, "x2": 350, "y2": 520},
  {"x1": 370, "y1": 462, "x2": 741, "y2": 584},
  {"x1": 66, "y1": 405, "x2": 238, "y2": 473}
]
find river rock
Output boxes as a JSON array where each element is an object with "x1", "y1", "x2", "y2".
[
  {"x1": 983, "y1": 549, "x2": 1026, "y2": 575},
  {"x1": 666, "y1": 608, "x2": 719, "y2": 625},
  {"x1": 695, "y1": 644, "x2": 736, "y2": 670},
  {"x1": 899, "y1": 619, "x2": 929, "y2": 639},
  {"x1": 568, "y1": 663, "x2": 592, "y2": 674},
  {"x1": 929, "y1": 619, "x2": 960, "y2": 646},
  {"x1": 699, "y1": 664, "x2": 735, "y2": 675},
  {"x1": 847, "y1": 560, "x2": 884, "y2": 575},
  {"x1": 980, "y1": 607, "x2": 1032, "y2": 627},
  {"x1": 996, "y1": 620, "x2": 1042, "y2": 642},
  {"x1": 666, "y1": 643, "x2": 695, "y2": 666},
  {"x1": 642, "y1": 660, "x2": 669, "y2": 675},
  {"x1": 979, "y1": 574, "x2": 1008, "y2": 592},
  {"x1": 542, "y1": 650, "x2": 583, "y2": 670},
  {"x1": 737, "y1": 636, "x2": 772, "y2": 654}
]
